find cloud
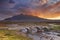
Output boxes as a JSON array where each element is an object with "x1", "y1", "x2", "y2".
[
  {"x1": 0, "y1": 0, "x2": 60, "y2": 20},
  {"x1": 9, "y1": 0, "x2": 15, "y2": 3},
  {"x1": 0, "y1": 0, "x2": 8, "y2": 3},
  {"x1": 0, "y1": 0, "x2": 16, "y2": 20}
]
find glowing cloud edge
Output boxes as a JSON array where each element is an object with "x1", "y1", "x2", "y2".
[{"x1": 46, "y1": 16, "x2": 60, "y2": 20}]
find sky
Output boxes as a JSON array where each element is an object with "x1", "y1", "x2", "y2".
[{"x1": 0, "y1": 0, "x2": 60, "y2": 20}]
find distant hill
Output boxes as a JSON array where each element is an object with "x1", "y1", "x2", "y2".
[{"x1": 2, "y1": 14, "x2": 60, "y2": 22}]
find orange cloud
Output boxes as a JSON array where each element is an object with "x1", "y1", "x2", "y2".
[{"x1": 17, "y1": 1, "x2": 60, "y2": 20}]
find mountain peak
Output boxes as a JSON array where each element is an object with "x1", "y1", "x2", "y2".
[
  {"x1": 3, "y1": 14, "x2": 48, "y2": 22},
  {"x1": 2, "y1": 14, "x2": 60, "y2": 22}
]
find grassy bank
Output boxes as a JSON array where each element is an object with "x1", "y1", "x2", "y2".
[
  {"x1": 51, "y1": 26, "x2": 60, "y2": 30},
  {"x1": 0, "y1": 30, "x2": 32, "y2": 40}
]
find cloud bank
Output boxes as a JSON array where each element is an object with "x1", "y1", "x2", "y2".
[{"x1": 0, "y1": 0, "x2": 60, "y2": 20}]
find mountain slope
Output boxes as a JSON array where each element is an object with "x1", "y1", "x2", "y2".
[
  {"x1": 2, "y1": 14, "x2": 60, "y2": 22},
  {"x1": 3, "y1": 14, "x2": 49, "y2": 22}
]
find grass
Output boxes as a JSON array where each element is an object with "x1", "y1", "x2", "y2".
[
  {"x1": 0, "y1": 30, "x2": 32, "y2": 40},
  {"x1": 50, "y1": 25, "x2": 60, "y2": 30}
]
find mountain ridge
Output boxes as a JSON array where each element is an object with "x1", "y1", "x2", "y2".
[{"x1": 2, "y1": 14, "x2": 60, "y2": 22}]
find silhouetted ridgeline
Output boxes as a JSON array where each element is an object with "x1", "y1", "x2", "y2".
[{"x1": 1, "y1": 14, "x2": 60, "y2": 23}]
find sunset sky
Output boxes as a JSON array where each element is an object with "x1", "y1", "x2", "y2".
[{"x1": 0, "y1": 0, "x2": 60, "y2": 20}]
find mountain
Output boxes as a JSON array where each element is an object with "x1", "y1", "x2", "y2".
[
  {"x1": 3, "y1": 14, "x2": 48, "y2": 22},
  {"x1": 2, "y1": 14, "x2": 60, "y2": 22}
]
